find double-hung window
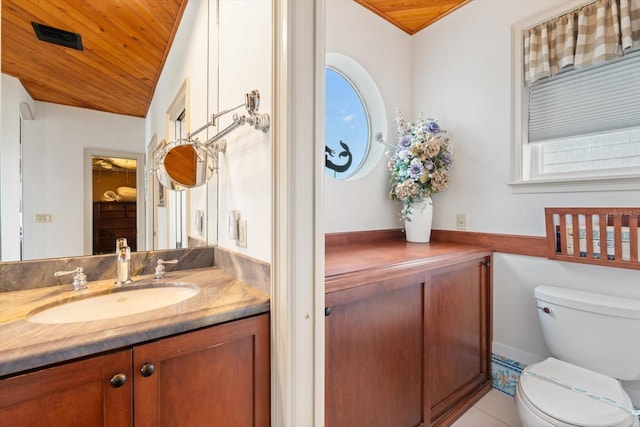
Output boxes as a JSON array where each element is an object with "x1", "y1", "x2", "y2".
[{"x1": 511, "y1": 0, "x2": 640, "y2": 192}]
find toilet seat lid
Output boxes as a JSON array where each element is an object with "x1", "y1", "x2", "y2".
[{"x1": 520, "y1": 357, "x2": 633, "y2": 427}]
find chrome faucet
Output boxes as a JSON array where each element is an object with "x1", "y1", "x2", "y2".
[
  {"x1": 154, "y1": 259, "x2": 178, "y2": 280},
  {"x1": 54, "y1": 267, "x2": 87, "y2": 291},
  {"x1": 115, "y1": 237, "x2": 133, "y2": 285}
]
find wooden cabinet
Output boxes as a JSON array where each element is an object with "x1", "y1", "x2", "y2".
[
  {"x1": 426, "y1": 258, "x2": 492, "y2": 425},
  {"x1": 93, "y1": 201, "x2": 137, "y2": 254},
  {"x1": 0, "y1": 349, "x2": 132, "y2": 426},
  {"x1": 0, "y1": 314, "x2": 270, "y2": 427},
  {"x1": 325, "y1": 241, "x2": 492, "y2": 427},
  {"x1": 325, "y1": 274, "x2": 425, "y2": 427},
  {"x1": 134, "y1": 313, "x2": 270, "y2": 426}
]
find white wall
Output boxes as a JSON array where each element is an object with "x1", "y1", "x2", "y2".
[
  {"x1": 147, "y1": 0, "x2": 272, "y2": 262},
  {"x1": 216, "y1": 0, "x2": 272, "y2": 261},
  {"x1": 20, "y1": 102, "x2": 144, "y2": 260},
  {"x1": 493, "y1": 252, "x2": 640, "y2": 364},
  {"x1": 323, "y1": 0, "x2": 640, "y2": 366},
  {"x1": 145, "y1": 0, "x2": 213, "y2": 251},
  {"x1": 324, "y1": 0, "x2": 412, "y2": 232},
  {"x1": 2, "y1": 74, "x2": 144, "y2": 261},
  {"x1": 412, "y1": 0, "x2": 640, "y2": 364},
  {"x1": 1, "y1": 75, "x2": 33, "y2": 260}
]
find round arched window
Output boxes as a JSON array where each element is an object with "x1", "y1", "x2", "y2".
[
  {"x1": 325, "y1": 53, "x2": 386, "y2": 181},
  {"x1": 325, "y1": 68, "x2": 368, "y2": 180}
]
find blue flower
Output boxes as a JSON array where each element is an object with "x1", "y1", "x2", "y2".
[
  {"x1": 425, "y1": 121, "x2": 440, "y2": 133},
  {"x1": 408, "y1": 158, "x2": 424, "y2": 179},
  {"x1": 398, "y1": 135, "x2": 413, "y2": 149}
]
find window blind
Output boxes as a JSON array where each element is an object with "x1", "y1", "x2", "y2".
[{"x1": 528, "y1": 53, "x2": 640, "y2": 143}]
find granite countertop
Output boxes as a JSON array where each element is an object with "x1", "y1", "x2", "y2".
[{"x1": 0, "y1": 267, "x2": 270, "y2": 377}]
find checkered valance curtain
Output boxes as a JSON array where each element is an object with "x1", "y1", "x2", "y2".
[{"x1": 523, "y1": 0, "x2": 640, "y2": 85}]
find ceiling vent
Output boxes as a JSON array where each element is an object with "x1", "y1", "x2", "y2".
[{"x1": 31, "y1": 22, "x2": 83, "y2": 51}]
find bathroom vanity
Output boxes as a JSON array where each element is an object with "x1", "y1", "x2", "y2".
[
  {"x1": 0, "y1": 267, "x2": 270, "y2": 426},
  {"x1": 325, "y1": 236, "x2": 492, "y2": 427}
]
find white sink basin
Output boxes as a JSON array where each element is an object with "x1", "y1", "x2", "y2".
[{"x1": 28, "y1": 284, "x2": 199, "y2": 324}]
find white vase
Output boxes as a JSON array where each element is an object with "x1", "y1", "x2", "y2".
[{"x1": 404, "y1": 198, "x2": 433, "y2": 243}]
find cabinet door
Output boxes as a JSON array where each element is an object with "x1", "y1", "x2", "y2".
[
  {"x1": 0, "y1": 349, "x2": 132, "y2": 426},
  {"x1": 133, "y1": 313, "x2": 270, "y2": 427},
  {"x1": 325, "y1": 275, "x2": 425, "y2": 427},
  {"x1": 426, "y1": 257, "x2": 492, "y2": 425}
]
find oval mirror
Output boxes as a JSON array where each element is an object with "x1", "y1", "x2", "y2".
[{"x1": 156, "y1": 140, "x2": 215, "y2": 190}]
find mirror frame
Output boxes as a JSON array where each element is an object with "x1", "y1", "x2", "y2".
[
  {"x1": 155, "y1": 140, "x2": 217, "y2": 191},
  {"x1": 83, "y1": 148, "x2": 146, "y2": 256}
]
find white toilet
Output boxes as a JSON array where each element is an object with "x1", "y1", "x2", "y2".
[{"x1": 515, "y1": 285, "x2": 640, "y2": 427}]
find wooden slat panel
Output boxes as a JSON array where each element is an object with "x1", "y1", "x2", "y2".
[
  {"x1": 544, "y1": 207, "x2": 640, "y2": 271},
  {"x1": 586, "y1": 214, "x2": 594, "y2": 258},
  {"x1": 630, "y1": 216, "x2": 639, "y2": 263}
]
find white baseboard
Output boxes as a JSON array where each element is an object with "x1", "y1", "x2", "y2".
[{"x1": 493, "y1": 341, "x2": 547, "y2": 366}]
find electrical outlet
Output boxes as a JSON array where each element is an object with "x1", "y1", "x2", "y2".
[
  {"x1": 456, "y1": 214, "x2": 467, "y2": 230},
  {"x1": 35, "y1": 214, "x2": 53, "y2": 223},
  {"x1": 237, "y1": 220, "x2": 247, "y2": 248}
]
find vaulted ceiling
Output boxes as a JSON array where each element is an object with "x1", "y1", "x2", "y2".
[
  {"x1": 355, "y1": 0, "x2": 472, "y2": 34},
  {"x1": 1, "y1": 0, "x2": 188, "y2": 118},
  {"x1": 1, "y1": 0, "x2": 469, "y2": 118}
]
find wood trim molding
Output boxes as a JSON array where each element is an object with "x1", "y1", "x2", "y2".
[
  {"x1": 431, "y1": 230, "x2": 547, "y2": 258},
  {"x1": 326, "y1": 229, "x2": 547, "y2": 258},
  {"x1": 325, "y1": 229, "x2": 404, "y2": 246}
]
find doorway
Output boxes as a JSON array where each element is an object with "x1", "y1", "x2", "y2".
[{"x1": 84, "y1": 149, "x2": 145, "y2": 255}]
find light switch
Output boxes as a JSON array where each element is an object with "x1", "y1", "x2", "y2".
[
  {"x1": 237, "y1": 220, "x2": 247, "y2": 248},
  {"x1": 229, "y1": 210, "x2": 239, "y2": 240}
]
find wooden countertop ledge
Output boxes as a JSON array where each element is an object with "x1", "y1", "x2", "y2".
[{"x1": 326, "y1": 240, "x2": 492, "y2": 293}]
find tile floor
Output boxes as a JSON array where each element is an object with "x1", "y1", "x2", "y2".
[{"x1": 451, "y1": 389, "x2": 523, "y2": 427}]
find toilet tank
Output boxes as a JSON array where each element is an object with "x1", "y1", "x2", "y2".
[{"x1": 535, "y1": 285, "x2": 640, "y2": 381}]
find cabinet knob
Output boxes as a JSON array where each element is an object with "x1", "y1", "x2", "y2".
[
  {"x1": 110, "y1": 373, "x2": 127, "y2": 388},
  {"x1": 325, "y1": 307, "x2": 332, "y2": 316},
  {"x1": 140, "y1": 363, "x2": 156, "y2": 377},
  {"x1": 482, "y1": 261, "x2": 491, "y2": 267}
]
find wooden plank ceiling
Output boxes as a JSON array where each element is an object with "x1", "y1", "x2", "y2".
[
  {"x1": 1, "y1": 0, "x2": 189, "y2": 118},
  {"x1": 355, "y1": 0, "x2": 472, "y2": 35},
  {"x1": 1, "y1": 0, "x2": 468, "y2": 118}
]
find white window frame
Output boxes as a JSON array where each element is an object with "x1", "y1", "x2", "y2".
[{"x1": 509, "y1": 0, "x2": 640, "y2": 194}]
